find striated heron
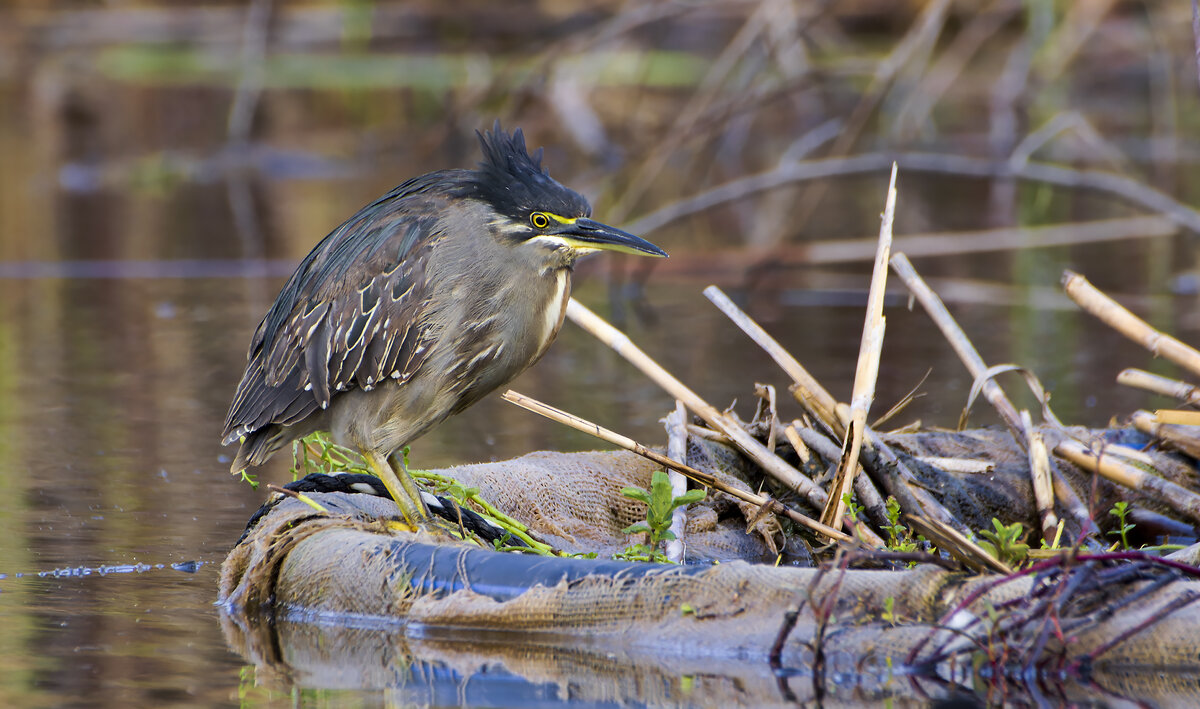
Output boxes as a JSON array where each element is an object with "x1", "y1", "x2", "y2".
[{"x1": 222, "y1": 123, "x2": 667, "y2": 524}]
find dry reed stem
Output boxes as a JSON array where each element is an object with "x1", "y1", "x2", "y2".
[
  {"x1": 906, "y1": 515, "x2": 1013, "y2": 575},
  {"x1": 788, "y1": 426, "x2": 890, "y2": 534},
  {"x1": 890, "y1": 253, "x2": 1097, "y2": 533},
  {"x1": 1022, "y1": 411, "x2": 1059, "y2": 545},
  {"x1": 821, "y1": 163, "x2": 896, "y2": 533},
  {"x1": 685, "y1": 423, "x2": 731, "y2": 445},
  {"x1": 700, "y1": 285, "x2": 903, "y2": 535},
  {"x1": 890, "y1": 253, "x2": 1024, "y2": 433},
  {"x1": 703, "y1": 286, "x2": 841, "y2": 435},
  {"x1": 1054, "y1": 437, "x2": 1200, "y2": 525},
  {"x1": 1118, "y1": 368, "x2": 1200, "y2": 405},
  {"x1": 664, "y1": 400, "x2": 689, "y2": 563},
  {"x1": 565, "y1": 298, "x2": 829, "y2": 510},
  {"x1": 1131, "y1": 410, "x2": 1200, "y2": 459},
  {"x1": 501, "y1": 390, "x2": 855, "y2": 544},
  {"x1": 1063, "y1": 271, "x2": 1200, "y2": 379},
  {"x1": 1156, "y1": 410, "x2": 1200, "y2": 425},
  {"x1": 783, "y1": 423, "x2": 812, "y2": 466},
  {"x1": 915, "y1": 457, "x2": 993, "y2": 474}
]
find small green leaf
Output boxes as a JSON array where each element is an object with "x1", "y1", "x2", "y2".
[{"x1": 671, "y1": 489, "x2": 707, "y2": 507}]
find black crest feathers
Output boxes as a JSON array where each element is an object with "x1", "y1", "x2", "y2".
[
  {"x1": 466, "y1": 121, "x2": 590, "y2": 221},
  {"x1": 477, "y1": 121, "x2": 546, "y2": 181}
]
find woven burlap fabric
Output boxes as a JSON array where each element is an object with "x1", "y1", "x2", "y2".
[
  {"x1": 421, "y1": 448, "x2": 783, "y2": 561},
  {"x1": 221, "y1": 487, "x2": 1200, "y2": 704}
]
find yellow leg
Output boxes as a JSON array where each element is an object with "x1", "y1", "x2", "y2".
[{"x1": 361, "y1": 448, "x2": 429, "y2": 524}]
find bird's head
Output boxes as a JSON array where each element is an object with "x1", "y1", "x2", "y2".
[{"x1": 460, "y1": 122, "x2": 667, "y2": 264}]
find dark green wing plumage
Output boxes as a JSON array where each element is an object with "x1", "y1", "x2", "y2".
[{"x1": 221, "y1": 176, "x2": 457, "y2": 445}]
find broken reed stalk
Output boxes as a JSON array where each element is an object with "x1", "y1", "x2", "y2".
[
  {"x1": 782, "y1": 423, "x2": 813, "y2": 467},
  {"x1": 889, "y1": 254, "x2": 1022, "y2": 433},
  {"x1": 703, "y1": 286, "x2": 842, "y2": 436},
  {"x1": 835, "y1": 401, "x2": 969, "y2": 532},
  {"x1": 664, "y1": 400, "x2": 689, "y2": 563},
  {"x1": 1054, "y1": 437, "x2": 1200, "y2": 525},
  {"x1": 1153, "y1": 410, "x2": 1200, "y2": 425},
  {"x1": 703, "y1": 283, "x2": 954, "y2": 533},
  {"x1": 1117, "y1": 368, "x2": 1200, "y2": 406},
  {"x1": 1131, "y1": 410, "x2": 1200, "y2": 459},
  {"x1": 821, "y1": 162, "x2": 896, "y2": 533},
  {"x1": 889, "y1": 253, "x2": 1096, "y2": 532},
  {"x1": 500, "y1": 390, "x2": 855, "y2": 543},
  {"x1": 565, "y1": 298, "x2": 829, "y2": 510},
  {"x1": 1063, "y1": 271, "x2": 1200, "y2": 379},
  {"x1": 791, "y1": 423, "x2": 889, "y2": 530},
  {"x1": 1021, "y1": 410, "x2": 1058, "y2": 545}
]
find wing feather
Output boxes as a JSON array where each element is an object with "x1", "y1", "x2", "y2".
[{"x1": 221, "y1": 183, "x2": 448, "y2": 444}]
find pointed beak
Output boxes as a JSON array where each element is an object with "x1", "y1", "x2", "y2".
[{"x1": 560, "y1": 218, "x2": 668, "y2": 258}]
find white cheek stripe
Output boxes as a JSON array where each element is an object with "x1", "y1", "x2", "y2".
[{"x1": 523, "y1": 234, "x2": 601, "y2": 255}]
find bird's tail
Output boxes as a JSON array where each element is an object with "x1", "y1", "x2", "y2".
[{"x1": 230, "y1": 427, "x2": 288, "y2": 474}]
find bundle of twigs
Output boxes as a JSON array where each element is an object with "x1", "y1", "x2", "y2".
[{"x1": 505, "y1": 168, "x2": 1200, "y2": 571}]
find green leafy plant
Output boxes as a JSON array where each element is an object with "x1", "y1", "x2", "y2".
[
  {"x1": 977, "y1": 518, "x2": 1030, "y2": 568},
  {"x1": 881, "y1": 596, "x2": 898, "y2": 626},
  {"x1": 291, "y1": 431, "x2": 374, "y2": 478},
  {"x1": 1108, "y1": 501, "x2": 1136, "y2": 551},
  {"x1": 842, "y1": 492, "x2": 863, "y2": 523},
  {"x1": 287, "y1": 433, "x2": 555, "y2": 554},
  {"x1": 614, "y1": 470, "x2": 706, "y2": 563},
  {"x1": 882, "y1": 497, "x2": 918, "y2": 553}
]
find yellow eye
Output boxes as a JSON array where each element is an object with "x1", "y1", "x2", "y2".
[{"x1": 530, "y1": 212, "x2": 551, "y2": 229}]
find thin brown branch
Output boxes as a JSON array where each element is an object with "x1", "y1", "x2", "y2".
[
  {"x1": 704, "y1": 286, "x2": 841, "y2": 436},
  {"x1": 565, "y1": 298, "x2": 829, "y2": 510},
  {"x1": 501, "y1": 390, "x2": 856, "y2": 544},
  {"x1": 890, "y1": 253, "x2": 1096, "y2": 534}
]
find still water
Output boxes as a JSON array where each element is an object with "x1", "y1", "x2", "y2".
[{"x1": 3, "y1": 3, "x2": 1200, "y2": 706}]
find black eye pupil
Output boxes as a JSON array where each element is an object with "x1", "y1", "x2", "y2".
[{"x1": 532, "y1": 214, "x2": 548, "y2": 228}]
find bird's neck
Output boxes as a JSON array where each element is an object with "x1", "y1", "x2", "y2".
[{"x1": 533, "y1": 267, "x2": 572, "y2": 361}]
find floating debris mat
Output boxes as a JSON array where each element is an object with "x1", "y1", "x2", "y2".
[{"x1": 220, "y1": 491, "x2": 1200, "y2": 705}]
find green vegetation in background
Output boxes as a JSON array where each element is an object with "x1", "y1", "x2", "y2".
[{"x1": 95, "y1": 47, "x2": 708, "y2": 90}]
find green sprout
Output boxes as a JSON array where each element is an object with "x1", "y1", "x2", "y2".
[
  {"x1": 614, "y1": 470, "x2": 706, "y2": 563},
  {"x1": 977, "y1": 518, "x2": 1030, "y2": 568},
  {"x1": 883, "y1": 497, "x2": 918, "y2": 554},
  {"x1": 1108, "y1": 501, "x2": 1136, "y2": 551}
]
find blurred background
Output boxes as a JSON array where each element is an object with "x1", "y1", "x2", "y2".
[{"x1": 1, "y1": 0, "x2": 1199, "y2": 705}]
